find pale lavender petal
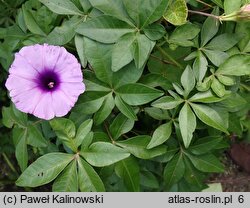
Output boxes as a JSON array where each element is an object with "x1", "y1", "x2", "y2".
[
  {"x1": 51, "y1": 90, "x2": 74, "y2": 117},
  {"x1": 12, "y1": 88, "x2": 42, "y2": 114},
  {"x1": 6, "y1": 75, "x2": 38, "y2": 97},
  {"x1": 18, "y1": 44, "x2": 45, "y2": 72},
  {"x1": 33, "y1": 92, "x2": 55, "y2": 120},
  {"x1": 60, "y1": 82, "x2": 85, "y2": 99},
  {"x1": 9, "y1": 54, "x2": 39, "y2": 79},
  {"x1": 43, "y1": 44, "x2": 62, "y2": 70}
]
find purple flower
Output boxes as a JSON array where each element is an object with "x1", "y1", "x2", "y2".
[{"x1": 5, "y1": 44, "x2": 85, "y2": 120}]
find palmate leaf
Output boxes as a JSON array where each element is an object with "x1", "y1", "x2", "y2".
[
  {"x1": 147, "y1": 122, "x2": 172, "y2": 149},
  {"x1": 115, "y1": 157, "x2": 140, "y2": 191},
  {"x1": 122, "y1": 0, "x2": 169, "y2": 27},
  {"x1": 76, "y1": 15, "x2": 135, "y2": 44},
  {"x1": 39, "y1": 0, "x2": 83, "y2": 16},
  {"x1": 190, "y1": 103, "x2": 228, "y2": 133},
  {"x1": 164, "y1": 152, "x2": 185, "y2": 189},
  {"x1": 179, "y1": 103, "x2": 196, "y2": 148},
  {"x1": 52, "y1": 160, "x2": 78, "y2": 192},
  {"x1": 81, "y1": 142, "x2": 130, "y2": 167},
  {"x1": 16, "y1": 153, "x2": 74, "y2": 187},
  {"x1": 116, "y1": 83, "x2": 164, "y2": 106},
  {"x1": 116, "y1": 136, "x2": 167, "y2": 159},
  {"x1": 89, "y1": 0, "x2": 132, "y2": 24},
  {"x1": 78, "y1": 158, "x2": 105, "y2": 192},
  {"x1": 186, "y1": 153, "x2": 224, "y2": 173}
]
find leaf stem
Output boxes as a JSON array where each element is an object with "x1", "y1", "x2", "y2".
[
  {"x1": 188, "y1": 10, "x2": 220, "y2": 20},
  {"x1": 156, "y1": 45, "x2": 184, "y2": 69},
  {"x1": 104, "y1": 121, "x2": 115, "y2": 144}
]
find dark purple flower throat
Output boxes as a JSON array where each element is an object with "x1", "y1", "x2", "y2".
[{"x1": 37, "y1": 70, "x2": 60, "y2": 92}]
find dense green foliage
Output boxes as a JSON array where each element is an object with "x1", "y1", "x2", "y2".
[{"x1": 0, "y1": 0, "x2": 250, "y2": 191}]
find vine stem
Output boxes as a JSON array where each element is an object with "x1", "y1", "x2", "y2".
[
  {"x1": 2, "y1": 153, "x2": 18, "y2": 174},
  {"x1": 195, "y1": 0, "x2": 213, "y2": 8},
  {"x1": 188, "y1": 10, "x2": 221, "y2": 20}
]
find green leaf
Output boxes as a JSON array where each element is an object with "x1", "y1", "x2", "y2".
[
  {"x1": 52, "y1": 160, "x2": 78, "y2": 192},
  {"x1": 22, "y1": 5, "x2": 46, "y2": 36},
  {"x1": 115, "y1": 96, "x2": 137, "y2": 120},
  {"x1": 111, "y1": 33, "x2": 135, "y2": 72},
  {"x1": 189, "y1": 90, "x2": 227, "y2": 103},
  {"x1": 133, "y1": 34, "x2": 155, "y2": 69},
  {"x1": 81, "y1": 132, "x2": 94, "y2": 151},
  {"x1": 224, "y1": 0, "x2": 242, "y2": 15},
  {"x1": 39, "y1": 0, "x2": 83, "y2": 15},
  {"x1": 216, "y1": 54, "x2": 250, "y2": 76},
  {"x1": 147, "y1": 122, "x2": 172, "y2": 149},
  {"x1": 16, "y1": 153, "x2": 74, "y2": 187},
  {"x1": 89, "y1": 0, "x2": 131, "y2": 23},
  {"x1": 81, "y1": 142, "x2": 130, "y2": 167},
  {"x1": 123, "y1": 0, "x2": 169, "y2": 27},
  {"x1": 94, "y1": 93, "x2": 115, "y2": 125},
  {"x1": 203, "y1": 49, "x2": 228, "y2": 67},
  {"x1": 13, "y1": 128, "x2": 28, "y2": 172},
  {"x1": 200, "y1": 7, "x2": 219, "y2": 46},
  {"x1": 75, "y1": 35, "x2": 88, "y2": 68},
  {"x1": 211, "y1": 78, "x2": 226, "y2": 97},
  {"x1": 47, "y1": 17, "x2": 78, "y2": 45},
  {"x1": 116, "y1": 135, "x2": 167, "y2": 159},
  {"x1": 50, "y1": 118, "x2": 77, "y2": 151},
  {"x1": 109, "y1": 113, "x2": 135, "y2": 140},
  {"x1": 75, "y1": 119, "x2": 93, "y2": 148},
  {"x1": 115, "y1": 157, "x2": 140, "y2": 191},
  {"x1": 216, "y1": 75, "x2": 236, "y2": 86},
  {"x1": 169, "y1": 23, "x2": 200, "y2": 47},
  {"x1": 163, "y1": 0, "x2": 188, "y2": 26},
  {"x1": 186, "y1": 153, "x2": 224, "y2": 173},
  {"x1": 189, "y1": 136, "x2": 222, "y2": 155},
  {"x1": 27, "y1": 125, "x2": 47, "y2": 148},
  {"x1": 140, "y1": 74, "x2": 172, "y2": 90},
  {"x1": 2, "y1": 107, "x2": 14, "y2": 128},
  {"x1": 183, "y1": 156, "x2": 205, "y2": 190},
  {"x1": 74, "y1": 91, "x2": 107, "y2": 114},
  {"x1": 116, "y1": 83, "x2": 163, "y2": 106},
  {"x1": 164, "y1": 153, "x2": 185, "y2": 189},
  {"x1": 79, "y1": 0, "x2": 92, "y2": 12},
  {"x1": 112, "y1": 62, "x2": 143, "y2": 88},
  {"x1": 140, "y1": 171, "x2": 159, "y2": 189},
  {"x1": 181, "y1": 65, "x2": 195, "y2": 96},
  {"x1": 76, "y1": 15, "x2": 135, "y2": 44},
  {"x1": 84, "y1": 39, "x2": 113, "y2": 85},
  {"x1": 78, "y1": 158, "x2": 105, "y2": 191},
  {"x1": 84, "y1": 71, "x2": 111, "y2": 91},
  {"x1": 144, "y1": 107, "x2": 170, "y2": 120},
  {"x1": 152, "y1": 96, "x2": 183, "y2": 109},
  {"x1": 193, "y1": 51, "x2": 208, "y2": 82},
  {"x1": 179, "y1": 103, "x2": 196, "y2": 148},
  {"x1": 143, "y1": 24, "x2": 166, "y2": 41},
  {"x1": 205, "y1": 33, "x2": 242, "y2": 51},
  {"x1": 191, "y1": 103, "x2": 228, "y2": 133}
]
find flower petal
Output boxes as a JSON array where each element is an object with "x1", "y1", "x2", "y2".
[
  {"x1": 18, "y1": 44, "x2": 45, "y2": 72},
  {"x1": 51, "y1": 90, "x2": 74, "y2": 117},
  {"x1": 33, "y1": 92, "x2": 55, "y2": 120},
  {"x1": 9, "y1": 53, "x2": 40, "y2": 79},
  {"x1": 6, "y1": 74, "x2": 38, "y2": 97}
]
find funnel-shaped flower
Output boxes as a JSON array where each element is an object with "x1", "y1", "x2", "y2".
[{"x1": 5, "y1": 44, "x2": 85, "y2": 120}]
